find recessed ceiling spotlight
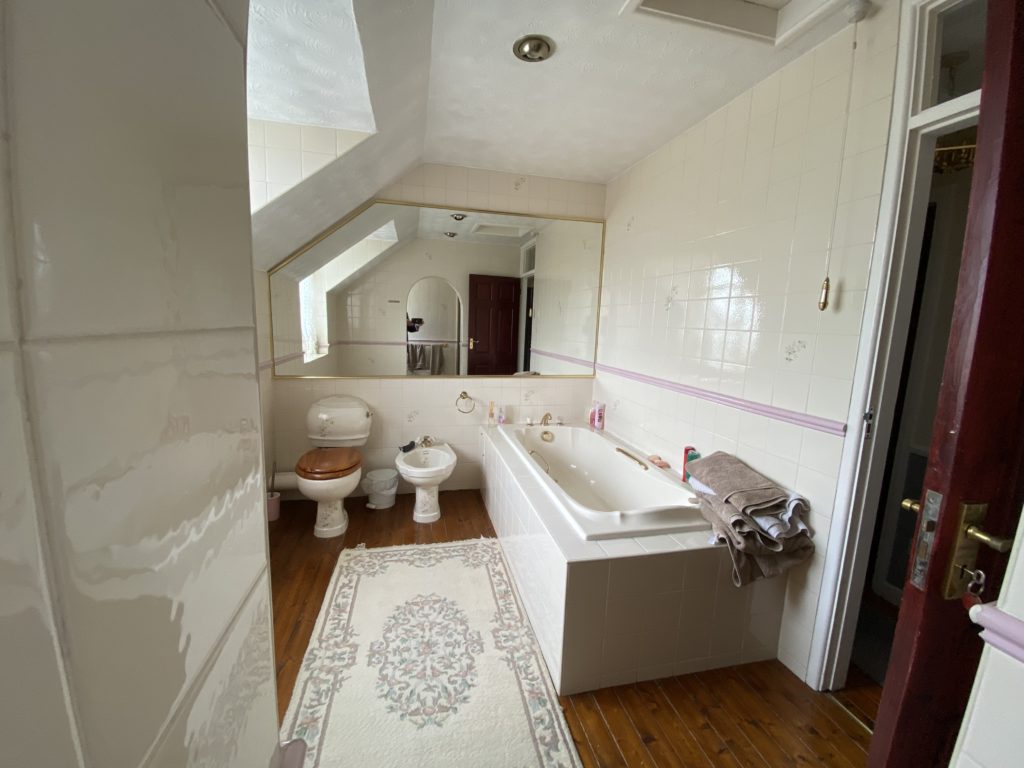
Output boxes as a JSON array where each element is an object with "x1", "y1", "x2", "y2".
[
  {"x1": 450, "y1": 213, "x2": 466, "y2": 221},
  {"x1": 512, "y1": 34, "x2": 555, "y2": 63},
  {"x1": 443, "y1": 231, "x2": 457, "y2": 238}
]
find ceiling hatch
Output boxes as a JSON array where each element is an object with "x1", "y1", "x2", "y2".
[{"x1": 621, "y1": 0, "x2": 852, "y2": 46}]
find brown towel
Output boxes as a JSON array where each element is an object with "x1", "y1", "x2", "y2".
[{"x1": 688, "y1": 451, "x2": 814, "y2": 586}]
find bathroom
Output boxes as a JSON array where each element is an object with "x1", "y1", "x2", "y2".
[{"x1": 4, "y1": 0, "x2": 1024, "y2": 767}]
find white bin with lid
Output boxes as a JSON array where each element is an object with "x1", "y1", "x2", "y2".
[{"x1": 361, "y1": 468, "x2": 399, "y2": 509}]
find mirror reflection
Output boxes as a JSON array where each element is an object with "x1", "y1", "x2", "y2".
[{"x1": 270, "y1": 202, "x2": 603, "y2": 377}]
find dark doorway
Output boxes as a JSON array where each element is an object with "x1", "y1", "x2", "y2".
[{"x1": 468, "y1": 274, "x2": 521, "y2": 375}]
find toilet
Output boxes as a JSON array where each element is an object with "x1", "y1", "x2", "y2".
[
  {"x1": 395, "y1": 441, "x2": 457, "y2": 523},
  {"x1": 295, "y1": 395, "x2": 372, "y2": 538}
]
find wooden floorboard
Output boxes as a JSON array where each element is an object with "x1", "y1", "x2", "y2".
[
  {"x1": 828, "y1": 664, "x2": 882, "y2": 732},
  {"x1": 269, "y1": 490, "x2": 873, "y2": 765}
]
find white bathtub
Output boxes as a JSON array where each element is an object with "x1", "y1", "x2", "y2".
[{"x1": 496, "y1": 424, "x2": 708, "y2": 540}]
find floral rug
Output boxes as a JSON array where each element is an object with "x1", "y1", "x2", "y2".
[{"x1": 281, "y1": 539, "x2": 582, "y2": 767}]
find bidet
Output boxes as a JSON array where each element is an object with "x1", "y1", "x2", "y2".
[{"x1": 395, "y1": 442, "x2": 457, "y2": 523}]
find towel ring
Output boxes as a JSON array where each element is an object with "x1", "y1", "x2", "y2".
[{"x1": 455, "y1": 391, "x2": 476, "y2": 414}]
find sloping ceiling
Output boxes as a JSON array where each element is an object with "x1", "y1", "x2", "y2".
[
  {"x1": 247, "y1": 0, "x2": 375, "y2": 130},
  {"x1": 250, "y1": 0, "x2": 433, "y2": 269},
  {"x1": 249, "y1": 0, "x2": 849, "y2": 270}
]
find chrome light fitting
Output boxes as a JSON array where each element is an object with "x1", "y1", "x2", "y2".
[
  {"x1": 450, "y1": 213, "x2": 466, "y2": 221},
  {"x1": 512, "y1": 34, "x2": 555, "y2": 63},
  {"x1": 443, "y1": 231, "x2": 457, "y2": 238}
]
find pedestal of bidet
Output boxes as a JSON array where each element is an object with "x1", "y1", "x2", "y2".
[{"x1": 413, "y1": 487, "x2": 441, "y2": 524}]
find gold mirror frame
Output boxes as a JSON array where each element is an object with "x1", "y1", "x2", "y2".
[{"x1": 267, "y1": 199, "x2": 606, "y2": 380}]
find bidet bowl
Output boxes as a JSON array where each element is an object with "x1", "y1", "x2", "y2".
[
  {"x1": 395, "y1": 443, "x2": 457, "y2": 523},
  {"x1": 395, "y1": 443, "x2": 457, "y2": 481}
]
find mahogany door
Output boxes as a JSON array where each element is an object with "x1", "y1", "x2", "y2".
[
  {"x1": 869, "y1": 2, "x2": 1024, "y2": 765},
  {"x1": 467, "y1": 274, "x2": 520, "y2": 375}
]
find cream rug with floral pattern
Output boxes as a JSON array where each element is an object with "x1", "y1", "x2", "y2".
[{"x1": 281, "y1": 539, "x2": 581, "y2": 768}]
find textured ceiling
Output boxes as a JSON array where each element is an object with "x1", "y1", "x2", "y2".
[
  {"x1": 422, "y1": 0, "x2": 844, "y2": 182},
  {"x1": 251, "y1": 0, "x2": 432, "y2": 269},
  {"x1": 247, "y1": 0, "x2": 376, "y2": 131},
  {"x1": 251, "y1": 0, "x2": 849, "y2": 268}
]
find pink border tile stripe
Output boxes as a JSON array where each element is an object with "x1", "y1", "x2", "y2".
[
  {"x1": 595, "y1": 360, "x2": 847, "y2": 437},
  {"x1": 262, "y1": 345, "x2": 847, "y2": 436}
]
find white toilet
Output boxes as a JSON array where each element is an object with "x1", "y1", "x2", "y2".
[
  {"x1": 395, "y1": 441, "x2": 457, "y2": 523},
  {"x1": 295, "y1": 396, "x2": 372, "y2": 538}
]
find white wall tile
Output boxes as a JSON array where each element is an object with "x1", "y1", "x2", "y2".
[
  {"x1": 29, "y1": 331, "x2": 268, "y2": 767},
  {"x1": 0, "y1": 352, "x2": 83, "y2": 767},
  {"x1": 595, "y1": 15, "x2": 898, "y2": 684},
  {"x1": 7, "y1": 1, "x2": 277, "y2": 765},
  {"x1": 10, "y1": 0, "x2": 254, "y2": 340}
]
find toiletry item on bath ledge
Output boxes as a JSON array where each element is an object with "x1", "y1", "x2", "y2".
[
  {"x1": 682, "y1": 445, "x2": 700, "y2": 481},
  {"x1": 589, "y1": 401, "x2": 606, "y2": 430},
  {"x1": 686, "y1": 451, "x2": 814, "y2": 587}
]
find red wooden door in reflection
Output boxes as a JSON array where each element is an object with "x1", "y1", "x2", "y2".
[
  {"x1": 467, "y1": 274, "x2": 520, "y2": 375},
  {"x1": 869, "y1": 2, "x2": 1024, "y2": 765}
]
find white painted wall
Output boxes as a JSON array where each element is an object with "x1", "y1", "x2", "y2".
[
  {"x1": 594, "y1": 5, "x2": 900, "y2": 683},
  {"x1": 1, "y1": 3, "x2": 279, "y2": 767},
  {"x1": 953, "y1": 516, "x2": 1024, "y2": 767}
]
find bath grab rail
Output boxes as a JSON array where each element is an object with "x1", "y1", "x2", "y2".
[
  {"x1": 616, "y1": 447, "x2": 649, "y2": 471},
  {"x1": 529, "y1": 449, "x2": 551, "y2": 474}
]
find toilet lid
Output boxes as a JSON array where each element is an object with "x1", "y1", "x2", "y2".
[{"x1": 295, "y1": 447, "x2": 362, "y2": 480}]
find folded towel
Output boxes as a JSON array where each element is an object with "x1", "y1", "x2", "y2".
[{"x1": 687, "y1": 451, "x2": 814, "y2": 586}]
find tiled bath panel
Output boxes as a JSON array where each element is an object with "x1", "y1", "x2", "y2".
[{"x1": 480, "y1": 427, "x2": 785, "y2": 694}]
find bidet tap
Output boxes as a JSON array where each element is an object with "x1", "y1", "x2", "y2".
[{"x1": 540, "y1": 413, "x2": 553, "y2": 426}]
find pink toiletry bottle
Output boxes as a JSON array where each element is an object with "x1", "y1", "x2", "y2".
[{"x1": 594, "y1": 402, "x2": 606, "y2": 430}]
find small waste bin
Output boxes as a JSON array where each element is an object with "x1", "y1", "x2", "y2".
[{"x1": 362, "y1": 468, "x2": 399, "y2": 509}]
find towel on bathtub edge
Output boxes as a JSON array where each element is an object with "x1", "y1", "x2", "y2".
[{"x1": 687, "y1": 451, "x2": 814, "y2": 586}]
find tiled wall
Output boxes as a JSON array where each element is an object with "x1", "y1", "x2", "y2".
[
  {"x1": 0, "y1": 11, "x2": 82, "y2": 757},
  {"x1": 248, "y1": 118, "x2": 370, "y2": 211},
  {"x1": 531, "y1": 220, "x2": 603, "y2": 374},
  {"x1": 594, "y1": 6, "x2": 899, "y2": 682},
  {"x1": 273, "y1": 376, "x2": 594, "y2": 495},
  {"x1": 261, "y1": 163, "x2": 605, "y2": 492},
  {"x1": 2, "y1": 2, "x2": 279, "y2": 766}
]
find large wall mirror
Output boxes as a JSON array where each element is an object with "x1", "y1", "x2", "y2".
[{"x1": 269, "y1": 201, "x2": 604, "y2": 377}]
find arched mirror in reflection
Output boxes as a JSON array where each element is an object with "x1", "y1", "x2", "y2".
[{"x1": 406, "y1": 277, "x2": 462, "y2": 376}]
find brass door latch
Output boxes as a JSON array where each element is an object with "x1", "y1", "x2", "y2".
[{"x1": 943, "y1": 503, "x2": 1013, "y2": 599}]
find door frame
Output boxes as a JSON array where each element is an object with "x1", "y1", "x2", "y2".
[{"x1": 810, "y1": 0, "x2": 984, "y2": 690}]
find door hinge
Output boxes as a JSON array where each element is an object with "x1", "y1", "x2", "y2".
[{"x1": 863, "y1": 408, "x2": 875, "y2": 438}]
